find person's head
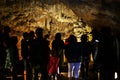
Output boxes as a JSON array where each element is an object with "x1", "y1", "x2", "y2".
[
  {"x1": 4, "y1": 26, "x2": 11, "y2": 34},
  {"x1": 35, "y1": 27, "x2": 43, "y2": 38},
  {"x1": 23, "y1": 32, "x2": 29, "y2": 40},
  {"x1": 68, "y1": 34, "x2": 77, "y2": 43},
  {"x1": 29, "y1": 31, "x2": 35, "y2": 39},
  {"x1": 81, "y1": 34, "x2": 88, "y2": 42},
  {"x1": 55, "y1": 33, "x2": 61, "y2": 40}
]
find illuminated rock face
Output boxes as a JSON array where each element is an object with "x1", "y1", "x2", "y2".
[
  {"x1": 0, "y1": 1, "x2": 93, "y2": 41},
  {"x1": 0, "y1": 1, "x2": 93, "y2": 59},
  {"x1": 0, "y1": 0, "x2": 120, "y2": 41},
  {"x1": 0, "y1": 0, "x2": 120, "y2": 60}
]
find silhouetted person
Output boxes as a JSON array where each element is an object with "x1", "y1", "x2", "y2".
[
  {"x1": 28, "y1": 31, "x2": 35, "y2": 51},
  {"x1": 52, "y1": 33, "x2": 64, "y2": 67},
  {"x1": 65, "y1": 34, "x2": 82, "y2": 80},
  {"x1": 50, "y1": 33, "x2": 64, "y2": 80},
  {"x1": 113, "y1": 32, "x2": 120, "y2": 80},
  {"x1": 91, "y1": 28, "x2": 101, "y2": 77},
  {"x1": 21, "y1": 32, "x2": 29, "y2": 60},
  {"x1": 0, "y1": 30, "x2": 7, "y2": 80},
  {"x1": 91, "y1": 28, "x2": 100, "y2": 60},
  {"x1": 8, "y1": 36, "x2": 20, "y2": 80},
  {"x1": 2, "y1": 26, "x2": 13, "y2": 79},
  {"x1": 3, "y1": 26, "x2": 12, "y2": 68},
  {"x1": 28, "y1": 30, "x2": 35, "y2": 80},
  {"x1": 42, "y1": 33, "x2": 50, "y2": 80},
  {"x1": 95, "y1": 27, "x2": 117, "y2": 80},
  {"x1": 29, "y1": 31, "x2": 35, "y2": 63},
  {"x1": 80, "y1": 34, "x2": 92, "y2": 79},
  {"x1": 3, "y1": 26, "x2": 11, "y2": 48},
  {"x1": 31, "y1": 27, "x2": 50, "y2": 80},
  {"x1": 21, "y1": 32, "x2": 31, "y2": 79}
]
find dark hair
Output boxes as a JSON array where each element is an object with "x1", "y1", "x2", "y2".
[
  {"x1": 81, "y1": 34, "x2": 88, "y2": 42},
  {"x1": 4, "y1": 26, "x2": 11, "y2": 33},
  {"x1": 68, "y1": 34, "x2": 77, "y2": 43},
  {"x1": 55, "y1": 33, "x2": 61, "y2": 40},
  {"x1": 35, "y1": 28, "x2": 43, "y2": 37},
  {"x1": 23, "y1": 32, "x2": 29, "y2": 38},
  {"x1": 29, "y1": 31, "x2": 35, "y2": 38}
]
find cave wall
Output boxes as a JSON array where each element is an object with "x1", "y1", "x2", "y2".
[
  {"x1": 0, "y1": 0, "x2": 120, "y2": 38},
  {"x1": 0, "y1": 0, "x2": 120, "y2": 60}
]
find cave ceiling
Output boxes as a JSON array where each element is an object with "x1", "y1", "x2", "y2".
[{"x1": 0, "y1": 0, "x2": 120, "y2": 38}]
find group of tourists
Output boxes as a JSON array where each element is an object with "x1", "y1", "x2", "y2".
[{"x1": 0, "y1": 25, "x2": 120, "y2": 80}]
